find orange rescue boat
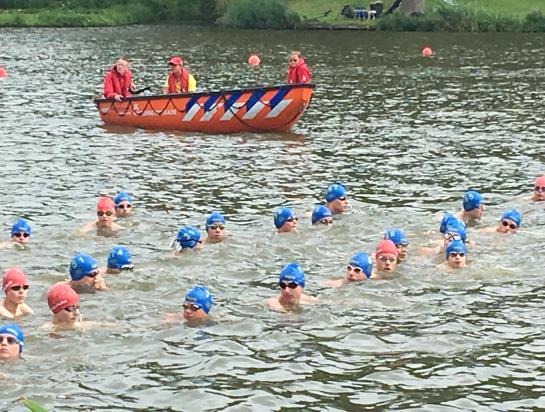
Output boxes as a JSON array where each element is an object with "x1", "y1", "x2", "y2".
[{"x1": 94, "y1": 83, "x2": 315, "y2": 133}]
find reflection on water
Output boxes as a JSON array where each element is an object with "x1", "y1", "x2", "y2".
[{"x1": 0, "y1": 26, "x2": 544, "y2": 410}]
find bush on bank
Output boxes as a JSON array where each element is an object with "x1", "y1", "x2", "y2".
[
  {"x1": 376, "y1": 4, "x2": 545, "y2": 32},
  {"x1": 219, "y1": 0, "x2": 300, "y2": 29}
]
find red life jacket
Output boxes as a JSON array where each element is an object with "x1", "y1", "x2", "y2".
[
  {"x1": 167, "y1": 68, "x2": 190, "y2": 93},
  {"x1": 286, "y1": 59, "x2": 311, "y2": 84},
  {"x1": 103, "y1": 65, "x2": 132, "y2": 98}
]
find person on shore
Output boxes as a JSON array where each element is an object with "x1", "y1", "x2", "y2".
[
  {"x1": 384, "y1": 228, "x2": 409, "y2": 263},
  {"x1": 479, "y1": 209, "x2": 522, "y2": 234},
  {"x1": 274, "y1": 207, "x2": 298, "y2": 234},
  {"x1": 456, "y1": 190, "x2": 485, "y2": 225},
  {"x1": 311, "y1": 205, "x2": 333, "y2": 226},
  {"x1": 205, "y1": 212, "x2": 226, "y2": 244},
  {"x1": 374, "y1": 240, "x2": 399, "y2": 276},
  {"x1": 103, "y1": 57, "x2": 134, "y2": 102},
  {"x1": 325, "y1": 183, "x2": 348, "y2": 215},
  {"x1": 68, "y1": 254, "x2": 108, "y2": 293},
  {"x1": 0, "y1": 218, "x2": 33, "y2": 250},
  {"x1": 104, "y1": 246, "x2": 134, "y2": 275},
  {"x1": 165, "y1": 285, "x2": 213, "y2": 326},
  {"x1": 0, "y1": 324, "x2": 24, "y2": 362},
  {"x1": 0, "y1": 269, "x2": 33, "y2": 320},
  {"x1": 532, "y1": 176, "x2": 545, "y2": 201},
  {"x1": 442, "y1": 240, "x2": 467, "y2": 270},
  {"x1": 267, "y1": 263, "x2": 317, "y2": 312},
  {"x1": 171, "y1": 226, "x2": 204, "y2": 255},
  {"x1": 46, "y1": 283, "x2": 82, "y2": 328},
  {"x1": 162, "y1": 56, "x2": 196, "y2": 94},
  {"x1": 285, "y1": 51, "x2": 311, "y2": 84},
  {"x1": 114, "y1": 192, "x2": 133, "y2": 219},
  {"x1": 323, "y1": 252, "x2": 373, "y2": 288},
  {"x1": 79, "y1": 196, "x2": 124, "y2": 235}
]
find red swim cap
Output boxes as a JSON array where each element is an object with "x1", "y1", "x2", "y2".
[
  {"x1": 47, "y1": 283, "x2": 79, "y2": 314},
  {"x1": 168, "y1": 56, "x2": 183, "y2": 66},
  {"x1": 375, "y1": 240, "x2": 399, "y2": 259},
  {"x1": 96, "y1": 196, "x2": 115, "y2": 212},
  {"x1": 3, "y1": 268, "x2": 28, "y2": 293},
  {"x1": 535, "y1": 176, "x2": 545, "y2": 187}
]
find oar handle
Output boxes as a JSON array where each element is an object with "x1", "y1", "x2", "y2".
[{"x1": 131, "y1": 86, "x2": 151, "y2": 95}]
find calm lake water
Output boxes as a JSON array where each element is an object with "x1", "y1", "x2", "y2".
[{"x1": 0, "y1": 25, "x2": 544, "y2": 411}]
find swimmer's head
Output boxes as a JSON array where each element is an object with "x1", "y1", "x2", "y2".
[
  {"x1": 439, "y1": 214, "x2": 464, "y2": 234},
  {"x1": 347, "y1": 252, "x2": 373, "y2": 280},
  {"x1": 11, "y1": 218, "x2": 31, "y2": 243},
  {"x1": 534, "y1": 176, "x2": 545, "y2": 200},
  {"x1": 384, "y1": 228, "x2": 409, "y2": 261},
  {"x1": 463, "y1": 190, "x2": 483, "y2": 212},
  {"x1": 2, "y1": 268, "x2": 28, "y2": 294},
  {"x1": 0, "y1": 323, "x2": 24, "y2": 354},
  {"x1": 96, "y1": 196, "x2": 115, "y2": 212},
  {"x1": 47, "y1": 283, "x2": 80, "y2": 314},
  {"x1": 311, "y1": 205, "x2": 333, "y2": 225},
  {"x1": 107, "y1": 246, "x2": 134, "y2": 270},
  {"x1": 375, "y1": 240, "x2": 398, "y2": 273},
  {"x1": 325, "y1": 183, "x2": 347, "y2": 202},
  {"x1": 444, "y1": 221, "x2": 467, "y2": 244},
  {"x1": 174, "y1": 226, "x2": 202, "y2": 251},
  {"x1": 206, "y1": 211, "x2": 226, "y2": 230},
  {"x1": 69, "y1": 254, "x2": 99, "y2": 281},
  {"x1": 499, "y1": 209, "x2": 521, "y2": 233},
  {"x1": 114, "y1": 192, "x2": 132, "y2": 206},
  {"x1": 279, "y1": 263, "x2": 305, "y2": 288},
  {"x1": 274, "y1": 207, "x2": 297, "y2": 231},
  {"x1": 184, "y1": 285, "x2": 213, "y2": 314},
  {"x1": 446, "y1": 239, "x2": 466, "y2": 260}
]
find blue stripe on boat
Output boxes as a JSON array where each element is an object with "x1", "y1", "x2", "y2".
[
  {"x1": 269, "y1": 87, "x2": 290, "y2": 109},
  {"x1": 203, "y1": 95, "x2": 220, "y2": 111},
  {"x1": 185, "y1": 96, "x2": 200, "y2": 112},
  {"x1": 246, "y1": 89, "x2": 267, "y2": 111},
  {"x1": 224, "y1": 92, "x2": 242, "y2": 111}
]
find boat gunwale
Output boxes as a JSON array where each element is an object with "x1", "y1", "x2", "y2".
[{"x1": 93, "y1": 83, "x2": 316, "y2": 104}]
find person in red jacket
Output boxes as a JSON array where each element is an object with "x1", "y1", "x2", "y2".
[
  {"x1": 103, "y1": 57, "x2": 134, "y2": 101},
  {"x1": 285, "y1": 51, "x2": 311, "y2": 84}
]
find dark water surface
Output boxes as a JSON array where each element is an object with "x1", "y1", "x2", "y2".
[{"x1": 0, "y1": 26, "x2": 544, "y2": 411}]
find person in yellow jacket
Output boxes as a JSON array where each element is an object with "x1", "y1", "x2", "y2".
[{"x1": 162, "y1": 56, "x2": 196, "y2": 94}]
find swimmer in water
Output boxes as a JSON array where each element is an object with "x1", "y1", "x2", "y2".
[
  {"x1": 531, "y1": 176, "x2": 545, "y2": 202},
  {"x1": 479, "y1": 209, "x2": 521, "y2": 234},
  {"x1": 114, "y1": 192, "x2": 133, "y2": 218},
  {"x1": 456, "y1": 190, "x2": 485, "y2": 226},
  {"x1": 165, "y1": 285, "x2": 213, "y2": 327},
  {"x1": 68, "y1": 254, "x2": 108, "y2": 293},
  {"x1": 204, "y1": 212, "x2": 226, "y2": 244},
  {"x1": 0, "y1": 324, "x2": 24, "y2": 362},
  {"x1": 0, "y1": 268, "x2": 33, "y2": 320},
  {"x1": 0, "y1": 218, "x2": 32, "y2": 250},
  {"x1": 171, "y1": 226, "x2": 204, "y2": 255},
  {"x1": 325, "y1": 183, "x2": 348, "y2": 215},
  {"x1": 311, "y1": 205, "x2": 333, "y2": 226},
  {"x1": 104, "y1": 246, "x2": 134, "y2": 275},
  {"x1": 267, "y1": 263, "x2": 317, "y2": 312},
  {"x1": 45, "y1": 283, "x2": 82, "y2": 329},
  {"x1": 420, "y1": 214, "x2": 467, "y2": 256},
  {"x1": 79, "y1": 196, "x2": 124, "y2": 235},
  {"x1": 374, "y1": 240, "x2": 399, "y2": 277},
  {"x1": 384, "y1": 228, "x2": 409, "y2": 263},
  {"x1": 274, "y1": 207, "x2": 298, "y2": 234},
  {"x1": 438, "y1": 239, "x2": 467, "y2": 270},
  {"x1": 323, "y1": 252, "x2": 373, "y2": 288}
]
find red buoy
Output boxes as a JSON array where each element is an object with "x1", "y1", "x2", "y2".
[
  {"x1": 0, "y1": 67, "x2": 7, "y2": 77},
  {"x1": 248, "y1": 54, "x2": 260, "y2": 66},
  {"x1": 421, "y1": 46, "x2": 433, "y2": 57}
]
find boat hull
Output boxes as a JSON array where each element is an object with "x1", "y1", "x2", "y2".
[{"x1": 94, "y1": 84, "x2": 315, "y2": 133}]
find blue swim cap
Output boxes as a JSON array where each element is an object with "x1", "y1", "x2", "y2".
[
  {"x1": 11, "y1": 218, "x2": 32, "y2": 237},
  {"x1": 348, "y1": 252, "x2": 373, "y2": 278},
  {"x1": 184, "y1": 285, "x2": 213, "y2": 314},
  {"x1": 501, "y1": 209, "x2": 521, "y2": 228},
  {"x1": 107, "y1": 246, "x2": 134, "y2": 270},
  {"x1": 0, "y1": 323, "x2": 24, "y2": 353},
  {"x1": 463, "y1": 190, "x2": 483, "y2": 211},
  {"x1": 175, "y1": 226, "x2": 201, "y2": 250},
  {"x1": 446, "y1": 239, "x2": 467, "y2": 259},
  {"x1": 69, "y1": 254, "x2": 99, "y2": 281},
  {"x1": 311, "y1": 205, "x2": 333, "y2": 225},
  {"x1": 279, "y1": 263, "x2": 305, "y2": 288},
  {"x1": 384, "y1": 228, "x2": 408, "y2": 246},
  {"x1": 274, "y1": 207, "x2": 295, "y2": 229},
  {"x1": 325, "y1": 183, "x2": 347, "y2": 202},
  {"x1": 444, "y1": 222, "x2": 467, "y2": 243},
  {"x1": 114, "y1": 192, "x2": 132, "y2": 205},
  {"x1": 206, "y1": 211, "x2": 226, "y2": 229},
  {"x1": 439, "y1": 214, "x2": 465, "y2": 234}
]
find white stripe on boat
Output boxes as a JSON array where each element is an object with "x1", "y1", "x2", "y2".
[
  {"x1": 242, "y1": 101, "x2": 266, "y2": 120},
  {"x1": 265, "y1": 99, "x2": 292, "y2": 118}
]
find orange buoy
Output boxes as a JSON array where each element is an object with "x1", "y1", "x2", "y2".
[
  {"x1": 421, "y1": 46, "x2": 433, "y2": 57},
  {"x1": 0, "y1": 67, "x2": 7, "y2": 77},
  {"x1": 248, "y1": 54, "x2": 260, "y2": 66}
]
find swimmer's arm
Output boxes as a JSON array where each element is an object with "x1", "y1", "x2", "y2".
[
  {"x1": 477, "y1": 226, "x2": 497, "y2": 233},
  {"x1": 321, "y1": 278, "x2": 345, "y2": 288},
  {"x1": 77, "y1": 222, "x2": 96, "y2": 235},
  {"x1": 301, "y1": 294, "x2": 318, "y2": 304}
]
